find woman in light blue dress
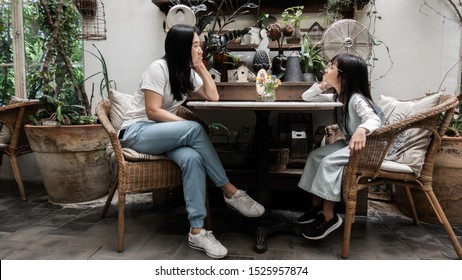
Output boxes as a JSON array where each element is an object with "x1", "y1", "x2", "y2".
[{"x1": 297, "y1": 53, "x2": 382, "y2": 240}]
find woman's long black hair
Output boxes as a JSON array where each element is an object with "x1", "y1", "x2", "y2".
[
  {"x1": 332, "y1": 53, "x2": 374, "y2": 121},
  {"x1": 333, "y1": 53, "x2": 371, "y2": 104},
  {"x1": 164, "y1": 24, "x2": 197, "y2": 101}
]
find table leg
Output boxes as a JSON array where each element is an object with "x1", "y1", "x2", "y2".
[
  {"x1": 253, "y1": 110, "x2": 271, "y2": 205},
  {"x1": 251, "y1": 110, "x2": 298, "y2": 253}
]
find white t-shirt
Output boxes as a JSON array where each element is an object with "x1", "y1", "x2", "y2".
[{"x1": 121, "y1": 59, "x2": 203, "y2": 128}]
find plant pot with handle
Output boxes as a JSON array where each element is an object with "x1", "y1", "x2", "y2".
[
  {"x1": 395, "y1": 136, "x2": 462, "y2": 225},
  {"x1": 25, "y1": 124, "x2": 110, "y2": 203},
  {"x1": 395, "y1": 96, "x2": 462, "y2": 225}
]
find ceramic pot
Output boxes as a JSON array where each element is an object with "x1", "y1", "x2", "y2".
[
  {"x1": 24, "y1": 124, "x2": 110, "y2": 203},
  {"x1": 395, "y1": 136, "x2": 462, "y2": 225},
  {"x1": 286, "y1": 25, "x2": 301, "y2": 44},
  {"x1": 271, "y1": 50, "x2": 286, "y2": 79},
  {"x1": 213, "y1": 51, "x2": 233, "y2": 82},
  {"x1": 303, "y1": 73, "x2": 316, "y2": 83}
]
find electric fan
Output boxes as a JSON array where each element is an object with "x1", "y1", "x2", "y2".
[{"x1": 321, "y1": 19, "x2": 372, "y2": 61}]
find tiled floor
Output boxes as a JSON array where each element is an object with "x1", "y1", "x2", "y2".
[{"x1": 0, "y1": 179, "x2": 461, "y2": 260}]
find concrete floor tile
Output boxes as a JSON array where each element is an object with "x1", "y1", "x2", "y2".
[
  {"x1": 140, "y1": 233, "x2": 185, "y2": 252},
  {"x1": 2, "y1": 226, "x2": 54, "y2": 243},
  {"x1": 45, "y1": 244, "x2": 102, "y2": 260},
  {"x1": 0, "y1": 180, "x2": 459, "y2": 260},
  {"x1": 4, "y1": 249, "x2": 55, "y2": 260},
  {"x1": 49, "y1": 222, "x2": 94, "y2": 236}
]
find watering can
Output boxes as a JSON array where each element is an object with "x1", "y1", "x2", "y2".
[{"x1": 281, "y1": 52, "x2": 304, "y2": 82}]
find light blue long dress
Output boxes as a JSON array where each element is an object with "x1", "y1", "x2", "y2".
[{"x1": 298, "y1": 84, "x2": 382, "y2": 202}]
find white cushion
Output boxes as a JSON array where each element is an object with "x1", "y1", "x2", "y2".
[
  {"x1": 0, "y1": 123, "x2": 11, "y2": 146},
  {"x1": 109, "y1": 89, "x2": 133, "y2": 131},
  {"x1": 378, "y1": 93, "x2": 442, "y2": 175},
  {"x1": 380, "y1": 160, "x2": 414, "y2": 173},
  {"x1": 122, "y1": 148, "x2": 169, "y2": 162},
  {"x1": 107, "y1": 146, "x2": 169, "y2": 163}
]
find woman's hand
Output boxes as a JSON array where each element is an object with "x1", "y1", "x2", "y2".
[
  {"x1": 192, "y1": 62, "x2": 219, "y2": 101},
  {"x1": 319, "y1": 81, "x2": 333, "y2": 91},
  {"x1": 349, "y1": 127, "x2": 368, "y2": 154}
]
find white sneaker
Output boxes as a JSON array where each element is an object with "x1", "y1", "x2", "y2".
[
  {"x1": 188, "y1": 229, "x2": 228, "y2": 259},
  {"x1": 224, "y1": 189, "x2": 265, "y2": 217}
]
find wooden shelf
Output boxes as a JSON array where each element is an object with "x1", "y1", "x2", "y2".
[
  {"x1": 226, "y1": 41, "x2": 301, "y2": 52},
  {"x1": 188, "y1": 82, "x2": 312, "y2": 101},
  {"x1": 152, "y1": 0, "x2": 333, "y2": 15}
]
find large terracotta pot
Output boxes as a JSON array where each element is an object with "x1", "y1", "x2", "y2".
[
  {"x1": 395, "y1": 136, "x2": 462, "y2": 225},
  {"x1": 25, "y1": 124, "x2": 110, "y2": 203}
]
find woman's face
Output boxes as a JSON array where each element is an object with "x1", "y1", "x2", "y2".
[
  {"x1": 323, "y1": 61, "x2": 342, "y2": 91},
  {"x1": 191, "y1": 33, "x2": 203, "y2": 67}
]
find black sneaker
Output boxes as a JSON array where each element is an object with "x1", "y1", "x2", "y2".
[
  {"x1": 296, "y1": 205, "x2": 322, "y2": 224},
  {"x1": 301, "y1": 213, "x2": 343, "y2": 240}
]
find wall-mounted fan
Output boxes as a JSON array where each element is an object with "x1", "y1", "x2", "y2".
[{"x1": 321, "y1": 19, "x2": 372, "y2": 61}]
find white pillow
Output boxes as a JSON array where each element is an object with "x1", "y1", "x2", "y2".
[
  {"x1": 122, "y1": 148, "x2": 169, "y2": 161},
  {"x1": 378, "y1": 93, "x2": 442, "y2": 176},
  {"x1": 109, "y1": 89, "x2": 133, "y2": 131},
  {"x1": 0, "y1": 123, "x2": 11, "y2": 147}
]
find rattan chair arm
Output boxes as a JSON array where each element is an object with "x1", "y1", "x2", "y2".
[
  {"x1": 0, "y1": 100, "x2": 40, "y2": 112},
  {"x1": 347, "y1": 94, "x2": 458, "y2": 178},
  {"x1": 95, "y1": 100, "x2": 126, "y2": 167}
]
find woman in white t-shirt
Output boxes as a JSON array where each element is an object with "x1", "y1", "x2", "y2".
[{"x1": 119, "y1": 24, "x2": 264, "y2": 259}]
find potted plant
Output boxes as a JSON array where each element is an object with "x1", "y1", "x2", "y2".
[
  {"x1": 208, "y1": 122, "x2": 251, "y2": 169},
  {"x1": 195, "y1": 0, "x2": 257, "y2": 60},
  {"x1": 281, "y1": 5, "x2": 308, "y2": 44},
  {"x1": 299, "y1": 35, "x2": 326, "y2": 83},
  {"x1": 323, "y1": 0, "x2": 353, "y2": 25},
  {"x1": 266, "y1": 23, "x2": 294, "y2": 78},
  {"x1": 172, "y1": 0, "x2": 257, "y2": 81},
  {"x1": 24, "y1": 1, "x2": 111, "y2": 203}
]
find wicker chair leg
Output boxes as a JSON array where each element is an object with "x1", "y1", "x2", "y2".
[
  {"x1": 101, "y1": 181, "x2": 118, "y2": 218},
  {"x1": 10, "y1": 155, "x2": 27, "y2": 201},
  {"x1": 118, "y1": 193, "x2": 126, "y2": 253},
  {"x1": 403, "y1": 187, "x2": 419, "y2": 224},
  {"x1": 425, "y1": 190, "x2": 462, "y2": 259},
  {"x1": 341, "y1": 200, "x2": 357, "y2": 259}
]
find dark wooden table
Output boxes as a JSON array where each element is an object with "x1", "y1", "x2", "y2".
[{"x1": 187, "y1": 100, "x2": 342, "y2": 253}]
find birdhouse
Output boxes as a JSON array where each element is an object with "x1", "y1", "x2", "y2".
[
  {"x1": 208, "y1": 68, "x2": 221, "y2": 83},
  {"x1": 237, "y1": 64, "x2": 250, "y2": 83}
]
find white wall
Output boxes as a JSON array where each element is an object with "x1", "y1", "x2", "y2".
[
  {"x1": 2, "y1": 0, "x2": 461, "y2": 182},
  {"x1": 84, "y1": 0, "x2": 166, "y2": 99},
  {"x1": 358, "y1": 0, "x2": 461, "y2": 99}
]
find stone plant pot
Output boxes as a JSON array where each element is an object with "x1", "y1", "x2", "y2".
[
  {"x1": 25, "y1": 124, "x2": 110, "y2": 203},
  {"x1": 395, "y1": 136, "x2": 462, "y2": 225}
]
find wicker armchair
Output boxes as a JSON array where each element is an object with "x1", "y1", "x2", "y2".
[
  {"x1": 96, "y1": 99, "x2": 211, "y2": 252},
  {"x1": 340, "y1": 94, "x2": 462, "y2": 259},
  {"x1": 0, "y1": 100, "x2": 41, "y2": 200}
]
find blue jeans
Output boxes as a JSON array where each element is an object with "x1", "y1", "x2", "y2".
[{"x1": 119, "y1": 120, "x2": 229, "y2": 228}]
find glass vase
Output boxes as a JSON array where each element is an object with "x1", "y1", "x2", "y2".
[{"x1": 257, "y1": 88, "x2": 276, "y2": 102}]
